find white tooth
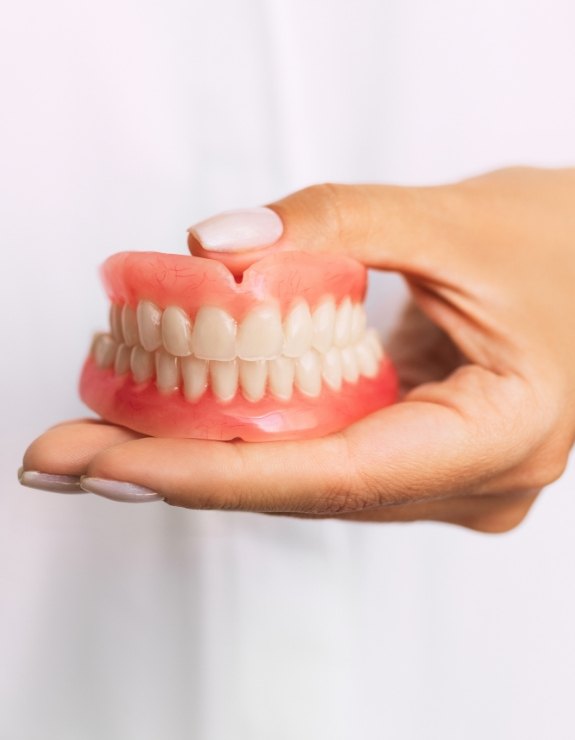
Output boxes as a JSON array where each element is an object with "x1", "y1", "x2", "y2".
[
  {"x1": 137, "y1": 300, "x2": 163, "y2": 352},
  {"x1": 192, "y1": 306, "x2": 236, "y2": 361},
  {"x1": 93, "y1": 334, "x2": 117, "y2": 368},
  {"x1": 350, "y1": 303, "x2": 367, "y2": 343},
  {"x1": 237, "y1": 305, "x2": 283, "y2": 360},
  {"x1": 341, "y1": 346, "x2": 359, "y2": 384},
  {"x1": 181, "y1": 356, "x2": 209, "y2": 401},
  {"x1": 240, "y1": 360, "x2": 267, "y2": 402},
  {"x1": 295, "y1": 350, "x2": 322, "y2": 397},
  {"x1": 311, "y1": 296, "x2": 336, "y2": 352},
  {"x1": 283, "y1": 301, "x2": 313, "y2": 358},
  {"x1": 110, "y1": 304, "x2": 124, "y2": 341},
  {"x1": 334, "y1": 297, "x2": 353, "y2": 347},
  {"x1": 356, "y1": 340, "x2": 379, "y2": 378},
  {"x1": 155, "y1": 350, "x2": 180, "y2": 393},
  {"x1": 114, "y1": 343, "x2": 132, "y2": 375},
  {"x1": 268, "y1": 357, "x2": 295, "y2": 401},
  {"x1": 162, "y1": 305, "x2": 193, "y2": 357},
  {"x1": 121, "y1": 305, "x2": 139, "y2": 347},
  {"x1": 210, "y1": 359, "x2": 239, "y2": 402},
  {"x1": 322, "y1": 347, "x2": 343, "y2": 391},
  {"x1": 365, "y1": 328, "x2": 384, "y2": 360},
  {"x1": 130, "y1": 345, "x2": 154, "y2": 383}
]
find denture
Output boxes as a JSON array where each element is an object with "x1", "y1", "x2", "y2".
[{"x1": 80, "y1": 251, "x2": 397, "y2": 440}]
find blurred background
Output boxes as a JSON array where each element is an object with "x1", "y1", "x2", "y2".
[{"x1": 1, "y1": 1, "x2": 575, "y2": 738}]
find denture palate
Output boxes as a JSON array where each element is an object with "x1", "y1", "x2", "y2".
[{"x1": 93, "y1": 297, "x2": 385, "y2": 403}]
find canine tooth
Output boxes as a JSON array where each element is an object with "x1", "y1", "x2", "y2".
[
  {"x1": 162, "y1": 306, "x2": 193, "y2": 356},
  {"x1": 268, "y1": 357, "x2": 295, "y2": 401},
  {"x1": 192, "y1": 306, "x2": 236, "y2": 361},
  {"x1": 334, "y1": 297, "x2": 353, "y2": 347},
  {"x1": 295, "y1": 350, "x2": 322, "y2": 397},
  {"x1": 137, "y1": 300, "x2": 163, "y2": 352},
  {"x1": 210, "y1": 359, "x2": 239, "y2": 402},
  {"x1": 237, "y1": 305, "x2": 283, "y2": 360},
  {"x1": 240, "y1": 360, "x2": 267, "y2": 402},
  {"x1": 311, "y1": 296, "x2": 336, "y2": 352},
  {"x1": 356, "y1": 340, "x2": 379, "y2": 378},
  {"x1": 155, "y1": 350, "x2": 180, "y2": 393},
  {"x1": 181, "y1": 356, "x2": 208, "y2": 401},
  {"x1": 93, "y1": 335, "x2": 117, "y2": 368},
  {"x1": 114, "y1": 343, "x2": 131, "y2": 375},
  {"x1": 121, "y1": 305, "x2": 139, "y2": 347},
  {"x1": 350, "y1": 303, "x2": 367, "y2": 343},
  {"x1": 341, "y1": 346, "x2": 359, "y2": 384},
  {"x1": 110, "y1": 304, "x2": 123, "y2": 341},
  {"x1": 283, "y1": 301, "x2": 313, "y2": 358},
  {"x1": 130, "y1": 346, "x2": 154, "y2": 383},
  {"x1": 322, "y1": 347, "x2": 343, "y2": 391},
  {"x1": 365, "y1": 328, "x2": 384, "y2": 360}
]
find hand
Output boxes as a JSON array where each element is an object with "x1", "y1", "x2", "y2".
[{"x1": 20, "y1": 168, "x2": 575, "y2": 531}]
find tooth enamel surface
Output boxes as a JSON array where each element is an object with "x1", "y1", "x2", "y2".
[
  {"x1": 268, "y1": 356, "x2": 295, "y2": 401},
  {"x1": 121, "y1": 305, "x2": 139, "y2": 347},
  {"x1": 240, "y1": 360, "x2": 267, "y2": 402},
  {"x1": 237, "y1": 305, "x2": 283, "y2": 360},
  {"x1": 181, "y1": 356, "x2": 208, "y2": 401},
  {"x1": 93, "y1": 334, "x2": 117, "y2": 368},
  {"x1": 341, "y1": 346, "x2": 359, "y2": 384},
  {"x1": 130, "y1": 346, "x2": 155, "y2": 383},
  {"x1": 365, "y1": 328, "x2": 384, "y2": 360},
  {"x1": 192, "y1": 306, "x2": 237, "y2": 361},
  {"x1": 162, "y1": 305, "x2": 193, "y2": 357},
  {"x1": 311, "y1": 297, "x2": 336, "y2": 352},
  {"x1": 350, "y1": 303, "x2": 367, "y2": 343},
  {"x1": 137, "y1": 300, "x2": 163, "y2": 352},
  {"x1": 110, "y1": 304, "x2": 124, "y2": 342},
  {"x1": 114, "y1": 343, "x2": 132, "y2": 375},
  {"x1": 355, "y1": 340, "x2": 379, "y2": 378},
  {"x1": 210, "y1": 359, "x2": 239, "y2": 402},
  {"x1": 334, "y1": 297, "x2": 353, "y2": 347},
  {"x1": 322, "y1": 347, "x2": 343, "y2": 391},
  {"x1": 155, "y1": 350, "x2": 180, "y2": 393},
  {"x1": 295, "y1": 350, "x2": 322, "y2": 397},
  {"x1": 283, "y1": 301, "x2": 313, "y2": 358}
]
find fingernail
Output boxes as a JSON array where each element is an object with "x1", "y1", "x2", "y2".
[
  {"x1": 80, "y1": 477, "x2": 164, "y2": 503},
  {"x1": 18, "y1": 469, "x2": 85, "y2": 494},
  {"x1": 188, "y1": 207, "x2": 283, "y2": 252}
]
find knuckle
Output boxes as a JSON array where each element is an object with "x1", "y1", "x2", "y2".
[{"x1": 466, "y1": 494, "x2": 538, "y2": 534}]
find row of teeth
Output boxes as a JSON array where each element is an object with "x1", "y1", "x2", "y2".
[
  {"x1": 91, "y1": 329, "x2": 384, "y2": 403},
  {"x1": 109, "y1": 297, "x2": 369, "y2": 362}
]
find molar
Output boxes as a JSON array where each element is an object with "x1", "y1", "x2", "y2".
[
  {"x1": 237, "y1": 305, "x2": 283, "y2": 360},
  {"x1": 240, "y1": 360, "x2": 267, "y2": 402},
  {"x1": 268, "y1": 356, "x2": 295, "y2": 401},
  {"x1": 311, "y1": 297, "x2": 336, "y2": 353},
  {"x1": 181, "y1": 356, "x2": 208, "y2": 401},
  {"x1": 192, "y1": 306, "x2": 236, "y2": 361},
  {"x1": 295, "y1": 350, "x2": 322, "y2": 397},
  {"x1": 155, "y1": 350, "x2": 180, "y2": 393},
  {"x1": 283, "y1": 301, "x2": 313, "y2": 358},
  {"x1": 210, "y1": 359, "x2": 239, "y2": 402},
  {"x1": 162, "y1": 305, "x2": 193, "y2": 357},
  {"x1": 137, "y1": 300, "x2": 163, "y2": 352},
  {"x1": 121, "y1": 305, "x2": 139, "y2": 347}
]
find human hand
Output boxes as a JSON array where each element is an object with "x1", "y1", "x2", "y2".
[{"x1": 20, "y1": 168, "x2": 575, "y2": 531}]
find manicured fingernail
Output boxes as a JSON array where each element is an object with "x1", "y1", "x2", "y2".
[
  {"x1": 188, "y1": 207, "x2": 283, "y2": 252},
  {"x1": 80, "y1": 477, "x2": 164, "y2": 503},
  {"x1": 18, "y1": 469, "x2": 85, "y2": 494}
]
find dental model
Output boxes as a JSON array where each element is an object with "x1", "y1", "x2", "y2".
[{"x1": 80, "y1": 251, "x2": 397, "y2": 441}]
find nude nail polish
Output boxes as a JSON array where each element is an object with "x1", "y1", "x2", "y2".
[
  {"x1": 188, "y1": 207, "x2": 283, "y2": 252},
  {"x1": 80, "y1": 477, "x2": 164, "y2": 503},
  {"x1": 18, "y1": 469, "x2": 85, "y2": 493}
]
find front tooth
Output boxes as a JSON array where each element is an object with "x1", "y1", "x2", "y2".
[
  {"x1": 322, "y1": 347, "x2": 343, "y2": 391},
  {"x1": 311, "y1": 297, "x2": 336, "y2": 352},
  {"x1": 350, "y1": 303, "x2": 367, "y2": 343},
  {"x1": 162, "y1": 306, "x2": 193, "y2": 356},
  {"x1": 334, "y1": 297, "x2": 353, "y2": 347},
  {"x1": 93, "y1": 335, "x2": 117, "y2": 368},
  {"x1": 155, "y1": 350, "x2": 180, "y2": 393},
  {"x1": 268, "y1": 357, "x2": 295, "y2": 401},
  {"x1": 130, "y1": 346, "x2": 154, "y2": 383},
  {"x1": 181, "y1": 356, "x2": 209, "y2": 401},
  {"x1": 210, "y1": 359, "x2": 239, "y2": 402},
  {"x1": 114, "y1": 343, "x2": 131, "y2": 375},
  {"x1": 240, "y1": 360, "x2": 267, "y2": 402},
  {"x1": 121, "y1": 305, "x2": 139, "y2": 347},
  {"x1": 137, "y1": 300, "x2": 163, "y2": 351},
  {"x1": 356, "y1": 340, "x2": 379, "y2": 378},
  {"x1": 237, "y1": 305, "x2": 283, "y2": 360},
  {"x1": 110, "y1": 304, "x2": 123, "y2": 341},
  {"x1": 192, "y1": 306, "x2": 236, "y2": 361},
  {"x1": 365, "y1": 328, "x2": 384, "y2": 360},
  {"x1": 341, "y1": 346, "x2": 359, "y2": 384},
  {"x1": 295, "y1": 350, "x2": 322, "y2": 397},
  {"x1": 283, "y1": 301, "x2": 313, "y2": 358}
]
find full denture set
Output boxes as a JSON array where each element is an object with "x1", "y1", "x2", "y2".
[{"x1": 80, "y1": 251, "x2": 397, "y2": 440}]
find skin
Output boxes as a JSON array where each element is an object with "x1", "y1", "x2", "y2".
[{"x1": 22, "y1": 167, "x2": 575, "y2": 532}]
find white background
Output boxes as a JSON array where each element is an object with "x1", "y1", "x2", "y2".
[{"x1": 1, "y1": 1, "x2": 575, "y2": 738}]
